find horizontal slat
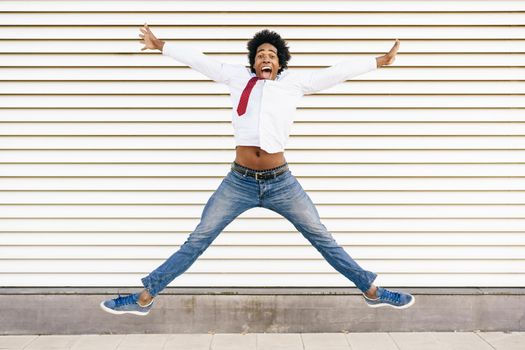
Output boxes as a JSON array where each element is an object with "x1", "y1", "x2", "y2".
[
  {"x1": 1, "y1": 273, "x2": 523, "y2": 287},
  {"x1": 1, "y1": 95, "x2": 524, "y2": 108},
  {"x1": 2, "y1": 26, "x2": 525, "y2": 40},
  {"x1": 0, "y1": 246, "x2": 523, "y2": 259},
  {"x1": 0, "y1": 178, "x2": 523, "y2": 191},
  {"x1": 2, "y1": 54, "x2": 525, "y2": 68},
  {"x1": 2, "y1": 190, "x2": 524, "y2": 205},
  {"x1": 1, "y1": 164, "x2": 525, "y2": 177},
  {"x1": 3, "y1": 40, "x2": 525, "y2": 54},
  {"x1": 1, "y1": 13, "x2": 524, "y2": 26},
  {"x1": 0, "y1": 80, "x2": 525, "y2": 95},
  {"x1": 1, "y1": 108, "x2": 525, "y2": 122},
  {"x1": 1, "y1": 232, "x2": 524, "y2": 246},
  {"x1": 2, "y1": 67, "x2": 523, "y2": 81},
  {"x1": 2, "y1": 1, "x2": 524, "y2": 12},
  {"x1": 1, "y1": 218, "x2": 524, "y2": 231},
  {"x1": 1, "y1": 81, "x2": 525, "y2": 95},
  {"x1": 2, "y1": 273, "x2": 524, "y2": 287},
  {"x1": 2, "y1": 122, "x2": 525, "y2": 135},
  {"x1": 3, "y1": 150, "x2": 525, "y2": 163},
  {"x1": 1, "y1": 136, "x2": 524, "y2": 149},
  {"x1": 2, "y1": 205, "x2": 525, "y2": 219},
  {"x1": 2, "y1": 259, "x2": 524, "y2": 273},
  {"x1": 1, "y1": 205, "x2": 524, "y2": 218},
  {"x1": 1, "y1": 191, "x2": 525, "y2": 205}
]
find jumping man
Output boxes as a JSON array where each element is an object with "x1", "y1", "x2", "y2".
[{"x1": 100, "y1": 25, "x2": 413, "y2": 316}]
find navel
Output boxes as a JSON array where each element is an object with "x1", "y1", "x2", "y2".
[{"x1": 255, "y1": 151, "x2": 260, "y2": 157}]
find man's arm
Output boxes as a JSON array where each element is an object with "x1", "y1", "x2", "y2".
[
  {"x1": 297, "y1": 39, "x2": 400, "y2": 95},
  {"x1": 298, "y1": 56, "x2": 378, "y2": 95},
  {"x1": 139, "y1": 23, "x2": 246, "y2": 84}
]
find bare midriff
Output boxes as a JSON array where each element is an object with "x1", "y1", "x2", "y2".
[{"x1": 234, "y1": 146, "x2": 286, "y2": 170}]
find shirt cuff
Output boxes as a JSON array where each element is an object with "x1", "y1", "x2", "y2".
[
  {"x1": 370, "y1": 56, "x2": 379, "y2": 70},
  {"x1": 161, "y1": 41, "x2": 172, "y2": 56}
]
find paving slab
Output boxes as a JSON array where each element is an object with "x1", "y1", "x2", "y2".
[
  {"x1": 0, "y1": 335, "x2": 37, "y2": 350},
  {"x1": 431, "y1": 332, "x2": 494, "y2": 350},
  {"x1": 301, "y1": 333, "x2": 350, "y2": 350},
  {"x1": 23, "y1": 335, "x2": 80, "y2": 350},
  {"x1": 210, "y1": 333, "x2": 256, "y2": 350},
  {"x1": 477, "y1": 332, "x2": 525, "y2": 350},
  {"x1": 346, "y1": 332, "x2": 398, "y2": 350},
  {"x1": 70, "y1": 335, "x2": 124, "y2": 350},
  {"x1": 115, "y1": 334, "x2": 169, "y2": 350},
  {"x1": 163, "y1": 334, "x2": 213, "y2": 350},
  {"x1": 389, "y1": 332, "x2": 444, "y2": 350},
  {"x1": 256, "y1": 333, "x2": 303, "y2": 350}
]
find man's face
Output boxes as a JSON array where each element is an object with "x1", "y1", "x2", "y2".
[{"x1": 253, "y1": 43, "x2": 281, "y2": 80}]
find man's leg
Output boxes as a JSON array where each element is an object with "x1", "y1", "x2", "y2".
[
  {"x1": 263, "y1": 172, "x2": 414, "y2": 309},
  {"x1": 141, "y1": 171, "x2": 259, "y2": 298},
  {"x1": 101, "y1": 169, "x2": 259, "y2": 315},
  {"x1": 263, "y1": 172, "x2": 377, "y2": 293}
]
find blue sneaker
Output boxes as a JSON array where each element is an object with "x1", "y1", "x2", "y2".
[
  {"x1": 363, "y1": 287, "x2": 415, "y2": 309},
  {"x1": 100, "y1": 292, "x2": 153, "y2": 316}
]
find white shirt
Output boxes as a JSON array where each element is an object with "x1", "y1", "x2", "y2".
[{"x1": 162, "y1": 42, "x2": 378, "y2": 153}]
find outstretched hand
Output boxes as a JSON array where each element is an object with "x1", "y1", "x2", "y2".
[
  {"x1": 139, "y1": 23, "x2": 162, "y2": 51},
  {"x1": 378, "y1": 39, "x2": 400, "y2": 67}
]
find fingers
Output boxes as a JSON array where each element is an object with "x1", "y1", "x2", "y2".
[
  {"x1": 388, "y1": 39, "x2": 400, "y2": 56},
  {"x1": 139, "y1": 23, "x2": 150, "y2": 51},
  {"x1": 139, "y1": 23, "x2": 151, "y2": 36}
]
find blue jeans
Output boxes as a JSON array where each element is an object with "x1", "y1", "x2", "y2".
[{"x1": 141, "y1": 162, "x2": 377, "y2": 296}]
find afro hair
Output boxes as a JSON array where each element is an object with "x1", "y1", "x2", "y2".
[{"x1": 247, "y1": 29, "x2": 291, "y2": 75}]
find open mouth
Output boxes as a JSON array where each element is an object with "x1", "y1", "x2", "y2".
[{"x1": 261, "y1": 66, "x2": 272, "y2": 79}]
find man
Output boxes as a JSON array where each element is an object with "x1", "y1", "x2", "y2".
[{"x1": 100, "y1": 24, "x2": 413, "y2": 316}]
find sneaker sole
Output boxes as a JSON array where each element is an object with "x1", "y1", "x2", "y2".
[
  {"x1": 366, "y1": 295, "x2": 416, "y2": 309},
  {"x1": 99, "y1": 301, "x2": 150, "y2": 316}
]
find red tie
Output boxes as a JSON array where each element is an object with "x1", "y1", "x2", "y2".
[{"x1": 237, "y1": 77, "x2": 262, "y2": 116}]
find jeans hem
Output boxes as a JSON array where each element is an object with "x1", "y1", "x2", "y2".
[
  {"x1": 141, "y1": 276, "x2": 158, "y2": 298},
  {"x1": 356, "y1": 272, "x2": 378, "y2": 294}
]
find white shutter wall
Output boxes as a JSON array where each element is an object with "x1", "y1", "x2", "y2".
[{"x1": 0, "y1": 0, "x2": 524, "y2": 288}]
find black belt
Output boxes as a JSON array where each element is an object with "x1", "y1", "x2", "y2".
[{"x1": 231, "y1": 162, "x2": 289, "y2": 180}]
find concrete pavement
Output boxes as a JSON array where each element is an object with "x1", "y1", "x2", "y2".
[{"x1": 1, "y1": 332, "x2": 524, "y2": 350}]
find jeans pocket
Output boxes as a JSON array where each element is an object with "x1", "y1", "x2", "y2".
[{"x1": 229, "y1": 169, "x2": 245, "y2": 180}]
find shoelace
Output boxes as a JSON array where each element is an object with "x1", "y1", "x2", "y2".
[
  {"x1": 380, "y1": 289, "x2": 402, "y2": 304},
  {"x1": 113, "y1": 293, "x2": 137, "y2": 308}
]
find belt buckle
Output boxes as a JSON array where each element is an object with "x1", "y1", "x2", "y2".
[{"x1": 255, "y1": 172, "x2": 262, "y2": 180}]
